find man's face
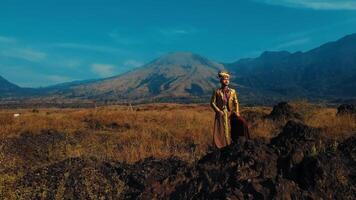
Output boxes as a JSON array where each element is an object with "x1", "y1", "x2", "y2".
[{"x1": 220, "y1": 77, "x2": 230, "y2": 86}]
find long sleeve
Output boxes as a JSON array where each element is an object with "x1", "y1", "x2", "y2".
[
  {"x1": 210, "y1": 90, "x2": 220, "y2": 113},
  {"x1": 233, "y1": 90, "x2": 240, "y2": 115}
]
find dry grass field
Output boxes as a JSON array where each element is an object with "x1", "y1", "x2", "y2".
[{"x1": 0, "y1": 101, "x2": 355, "y2": 198}]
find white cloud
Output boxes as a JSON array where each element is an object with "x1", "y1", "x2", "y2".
[
  {"x1": 91, "y1": 63, "x2": 116, "y2": 77},
  {"x1": 255, "y1": 0, "x2": 356, "y2": 10},
  {"x1": 0, "y1": 48, "x2": 47, "y2": 62},
  {"x1": 123, "y1": 59, "x2": 144, "y2": 68}
]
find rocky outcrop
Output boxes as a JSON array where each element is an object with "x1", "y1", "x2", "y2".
[
  {"x1": 337, "y1": 104, "x2": 356, "y2": 115},
  {"x1": 15, "y1": 156, "x2": 187, "y2": 200},
  {"x1": 14, "y1": 122, "x2": 356, "y2": 199},
  {"x1": 266, "y1": 102, "x2": 302, "y2": 121}
]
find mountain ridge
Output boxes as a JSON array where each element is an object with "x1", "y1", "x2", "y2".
[
  {"x1": 65, "y1": 51, "x2": 225, "y2": 102},
  {"x1": 0, "y1": 75, "x2": 23, "y2": 97},
  {"x1": 225, "y1": 33, "x2": 356, "y2": 101},
  {"x1": 1, "y1": 33, "x2": 356, "y2": 104}
]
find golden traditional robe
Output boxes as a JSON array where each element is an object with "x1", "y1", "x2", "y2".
[{"x1": 210, "y1": 87, "x2": 240, "y2": 149}]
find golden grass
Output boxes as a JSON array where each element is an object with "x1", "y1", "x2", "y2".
[
  {"x1": 0, "y1": 104, "x2": 214, "y2": 164},
  {"x1": 0, "y1": 102, "x2": 355, "y2": 198},
  {"x1": 305, "y1": 108, "x2": 356, "y2": 139},
  {"x1": 1, "y1": 103, "x2": 355, "y2": 164},
  {"x1": 0, "y1": 103, "x2": 355, "y2": 164}
]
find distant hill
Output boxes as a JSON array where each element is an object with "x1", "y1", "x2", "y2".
[
  {"x1": 1, "y1": 33, "x2": 356, "y2": 104},
  {"x1": 0, "y1": 75, "x2": 22, "y2": 97},
  {"x1": 225, "y1": 33, "x2": 356, "y2": 102}
]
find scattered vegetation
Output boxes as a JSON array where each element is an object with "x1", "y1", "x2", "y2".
[{"x1": 0, "y1": 101, "x2": 355, "y2": 198}]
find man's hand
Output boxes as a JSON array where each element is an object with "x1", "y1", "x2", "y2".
[
  {"x1": 236, "y1": 112, "x2": 241, "y2": 117},
  {"x1": 218, "y1": 110, "x2": 224, "y2": 116}
]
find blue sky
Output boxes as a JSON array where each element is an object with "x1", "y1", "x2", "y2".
[{"x1": 1, "y1": 0, "x2": 356, "y2": 87}]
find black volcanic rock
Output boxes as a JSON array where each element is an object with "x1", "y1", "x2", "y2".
[
  {"x1": 2, "y1": 129, "x2": 68, "y2": 167},
  {"x1": 270, "y1": 121, "x2": 356, "y2": 199},
  {"x1": 120, "y1": 157, "x2": 188, "y2": 199},
  {"x1": 267, "y1": 102, "x2": 302, "y2": 121},
  {"x1": 165, "y1": 139, "x2": 281, "y2": 199},
  {"x1": 296, "y1": 152, "x2": 354, "y2": 199},
  {"x1": 270, "y1": 121, "x2": 324, "y2": 180},
  {"x1": 13, "y1": 124, "x2": 356, "y2": 199},
  {"x1": 337, "y1": 104, "x2": 356, "y2": 115},
  {"x1": 16, "y1": 157, "x2": 127, "y2": 200},
  {"x1": 15, "y1": 156, "x2": 187, "y2": 200},
  {"x1": 148, "y1": 122, "x2": 355, "y2": 199}
]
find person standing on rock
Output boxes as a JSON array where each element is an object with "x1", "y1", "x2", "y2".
[{"x1": 210, "y1": 70, "x2": 240, "y2": 148}]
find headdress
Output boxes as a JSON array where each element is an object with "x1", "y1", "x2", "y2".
[{"x1": 218, "y1": 70, "x2": 230, "y2": 79}]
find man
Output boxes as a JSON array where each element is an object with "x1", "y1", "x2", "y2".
[{"x1": 210, "y1": 70, "x2": 241, "y2": 148}]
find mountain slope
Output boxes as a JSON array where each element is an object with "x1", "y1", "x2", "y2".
[
  {"x1": 64, "y1": 52, "x2": 225, "y2": 102},
  {"x1": 1, "y1": 33, "x2": 356, "y2": 104},
  {"x1": 0, "y1": 75, "x2": 22, "y2": 97},
  {"x1": 225, "y1": 33, "x2": 356, "y2": 99}
]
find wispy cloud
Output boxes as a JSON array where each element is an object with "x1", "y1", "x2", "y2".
[
  {"x1": 46, "y1": 75, "x2": 72, "y2": 83},
  {"x1": 109, "y1": 31, "x2": 142, "y2": 45},
  {"x1": 0, "y1": 35, "x2": 16, "y2": 43},
  {"x1": 53, "y1": 43, "x2": 123, "y2": 54},
  {"x1": 158, "y1": 27, "x2": 197, "y2": 36},
  {"x1": 243, "y1": 36, "x2": 311, "y2": 57},
  {"x1": 280, "y1": 17, "x2": 356, "y2": 40},
  {"x1": 91, "y1": 63, "x2": 116, "y2": 77},
  {"x1": 123, "y1": 59, "x2": 144, "y2": 68},
  {"x1": 159, "y1": 29, "x2": 190, "y2": 35},
  {"x1": 0, "y1": 48, "x2": 47, "y2": 62},
  {"x1": 274, "y1": 37, "x2": 311, "y2": 50},
  {"x1": 0, "y1": 35, "x2": 48, "y2": 62},
  {"x1": 255, "y1": 0, "x2": 356, "y2": 10},
  {"x1": 247, "y1": 16, "x2": 356, "y2": 56},
  {"x1": 63, "y1": 60, "x2": 82, "y2": 68}
]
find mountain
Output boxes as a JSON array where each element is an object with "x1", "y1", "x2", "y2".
[
  {"x1": 0, "y1": 75, "x2": 22, "y2": 97},
  {"x1": 36, "y1": 78, "x2": 102, "y2": 95},
  {"x1": 58, "y1": 52, "x2": 225, "y2": 102},
  {"x1": 1, "y1": 33, "x2": 356, "y2": 104},
  {"x1": 225, "y1": 33, "x2": 356, "y2": 101}
]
